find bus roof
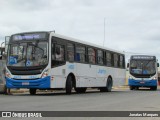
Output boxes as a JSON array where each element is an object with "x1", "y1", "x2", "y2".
[
  {"x1": 11, "y1": 31, "x2": 125, "y2": 55},
  {"x1": 51, "y1": 32, "x2": 124, "y2": 55}
]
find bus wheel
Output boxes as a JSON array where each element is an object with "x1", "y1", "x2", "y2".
[
  {"x1": 3, "y1": 85, "x2": 7, "y2": 94},
  {"x1": 150, "y1": 86, "x2": 157, "y2": 90},
  {"x1": 66, "y1": 76, "x2": 73, "y2": 94},
  {"x1": 130, "y1": 86, "x2": 134, "y2": 90},
  {"x1": 135, "y1": 87, "x2": 139, "y2": 90},
  {"x1": 75, "y1": 88, "x2": 87, "y2": 93},
  {"x1": 100, "y1": 88, "x2": 106, "y2": 92},
  {"x1": 100, "y1": 77, "x2": 112, "y2": 92},
  {"x1": 106, "y1": 77, "x2": 113, "y2": 92},
  {"x1": 29, "y1": 89, "x2": 36, "y2": 95}
]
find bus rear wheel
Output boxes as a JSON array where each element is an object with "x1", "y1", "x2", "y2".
[
  {"x1": 3, "y1": 85, "x2": 7, "y2": 94},
  {"x1": 106, "y1": 77, "x2": 113, "y2": 92},
  {"x1": 29, "y1": 89, "x2": 36, "y2": 95},
  {"x1": 100, "y1": 77, "x2": 113, "y2": 92},
  {"x1": 66, "y1": 76, "x2": 73, "y2": 94},
  {"x1": 150, "y1": 86, "x2": 157, "y2": 90},
  {"x1": 130, "y1": 86, "x2": 135, "y2": 90},
  {"x1": 75, "y1": 88, "x2": 87, "y2": 93}
]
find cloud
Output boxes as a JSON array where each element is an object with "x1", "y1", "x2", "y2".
[{"x1": 0, "y1": 0, "x2": 160, "y2": 60}]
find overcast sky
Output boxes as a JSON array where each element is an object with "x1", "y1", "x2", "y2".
[{"x1": 1, "y1": 0, "x2": 160, "y2": 61}]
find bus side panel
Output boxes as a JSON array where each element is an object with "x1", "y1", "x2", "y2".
[
  {"x1": 111, "y1": 68, "x2": 126, "y2": 86},
  {"x1": 75, "y1": 63, "x2": 126, "y2": 87},
  {"x1": 50, "y1": 65, "x2": 67, "y2": 88},
  {"x1": 75, "y1": 63, "x2": 93, "y2": 87},
  {"x1": 49, "y1": 63, "x2": 126, "y2": 88},
  {"x1": 100, "y1": 67, "x2": 126, "y2": 87},
  {"x1": 96, "y1": 66, "x2": 108, "y2": 87}
]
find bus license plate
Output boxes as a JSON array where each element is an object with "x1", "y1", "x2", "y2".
[
  {"x1": 22, "y1": 82, "x2": 29, "y2": 85},
  {"x1": 140, "y1": 81, "x2": 145, "y2": 84}
]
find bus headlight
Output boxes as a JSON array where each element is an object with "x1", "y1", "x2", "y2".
[
  {"x1": 5, "y1": 70, "x2": 11, "y2": 78},
  {"x1": 153, "y1": 77, "x2": 157, "y2": 80},
  {"x1": 41, "y1": 69, "x2": 49, "y2": 78},
  {"x1": 129, "y1": 76, "x2": 133, "y2": 79}
]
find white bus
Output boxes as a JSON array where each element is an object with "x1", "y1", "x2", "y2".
[
  {"x1": 127, "y1": 55, "x2": 159, "y2": 90},
  {"x1": 6, "y1": 31, "x2": 126, "y2": 95}
]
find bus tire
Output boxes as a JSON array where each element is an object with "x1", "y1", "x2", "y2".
[
  {"x1": 75, "y1": 88, "x2": 87, "y2": 93},
  {"x1": 3, "y1": 85, "x2": 7, "y2": 94},
  {"x1": 106, "y1": 77, "x2": 113, "y2": 92},
  {"x1": 100, "y1": 88, "x2": 106, "y2": 92},
  {"x1": 151, "y1": 86, "x2": 157, "y2": 90},
  {"x1": 29, "y1": 89, "x2": 36, "y2": 95},
  {"x1": 100, "y1": 77, "x2": 113, "y2": 92},
  {"x1": 130, "y1": 86, "x2": 134, "y2": 90},
  {"x1": 66, "y1": 76, "x2": 73, "y2": 94},
  {"x1": 135, "y1": 87, "x2": 139, "y2": 90}
]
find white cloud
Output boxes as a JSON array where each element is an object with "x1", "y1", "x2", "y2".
[{"x1": 0, "y1": 0, "x2": 160, "y2": 60}]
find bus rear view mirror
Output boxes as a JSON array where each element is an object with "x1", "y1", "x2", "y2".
[
  {"x1": 157, "y1": 63, "x2": 159, "y2": 67},
  {"x1": 127, "y1": 63, "x2": 129, "y2": 68}
]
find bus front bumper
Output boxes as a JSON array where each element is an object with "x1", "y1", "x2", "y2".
[
  {"x1": 128, "y1": 79, "x2": 157, "y2": 87},
  {"x1": 6, "y1": 76, "x2": 50, "y2": 89}
]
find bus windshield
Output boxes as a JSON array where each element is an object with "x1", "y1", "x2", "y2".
[
  {"x1": 7, "y1": 41, "x2": 48, "y2": 67},
  {"x1": 130, "y1": 60, "x2": 156, "y2": 75}
]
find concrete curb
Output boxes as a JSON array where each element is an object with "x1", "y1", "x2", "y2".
[
  {"x1": 10, "y1": 86, "x2": 130, "y2": 93},
  {"x1": 8, "y1": 85, "x2": 160, "y2": 94}
]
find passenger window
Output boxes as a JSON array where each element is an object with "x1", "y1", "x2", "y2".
[
  {"x1": 106, "y1": 52, "x2": 112, "y2": 67},
  {"x1": 97, "y1": 50, "x2": 104, "y2": 65},
  {"x1": 51, "y1": 43, "x2": 65, "y2": 67},
  {"x1": 53, "y1": 44, "x2": 65, "y2": 61},
  {"x1": 119, "y1": 55, "x2": 124, "y2": 68},
  {"x1": 88, "y1": 48, "x2": 96, "y2": 64},
  {"x1": 67, "y1": 43, "x2": 74, "y2": 61},
  {"x1": 114, "y1": 54, "x2": 118, "y2": 67},
  {"x1": 75, "y1": 45, "x2": 86, "y2": 62}
]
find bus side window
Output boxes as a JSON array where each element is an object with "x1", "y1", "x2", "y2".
[
  {"x1": 75, "y1": 45, "x2": 86, "y2": 62},
  {"x1": 54, "y1": 44, "x2": 65, "y2": 61},
  {"x1": 119, "y1": 55, "x2": 125, "y2": 68},
  {"x1": 106, "y1": 52, "x2": 112, "y2": 67},
  {"x1": 97, "y1": 50, "x2": 104, "y2": 65},
  {"x1": 52, "y1": 44, "x2": 65, "y2": 67},
  {"x1": 114, "y1": 54, "x2": 118, "y2": 67},
  {"x1": 88, "y1": 48, "x2": 96, "y2": 64},
  {"x1": 67, "y1": 43, "x2": 74, "y2": 62}
]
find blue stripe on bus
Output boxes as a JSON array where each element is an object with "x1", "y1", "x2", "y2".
[
  {"x1": 6, "y1": 76, "x2": 50, "y2": 89},
  {"x1": 128, "y1": 79, "x2": 157, "y2": 87}
]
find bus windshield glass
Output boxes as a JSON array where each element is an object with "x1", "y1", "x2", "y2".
[
  {"x1": 130, "y1": 60, "x2": 156, "y2": 75},
  {"x1": 7, "y1": 41, "x2": 48, "y2": 67}
]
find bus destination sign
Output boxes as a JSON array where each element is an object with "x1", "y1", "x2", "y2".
[
  {"x1": 132, "y1": 56, "x2": 155, "y2": 60},
  {"x1": 12, "y1": 33, "x2": 48, "y2": 41}
]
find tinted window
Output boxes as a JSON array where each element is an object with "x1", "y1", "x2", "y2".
[
  {"x1": 53, "y1": 44, "x2": 65, "y2": 61},
  {"x1": 120, "y1": 55, "x2": 124, "y2": 68},
  {"x1": 75, "y1": 45, "x2": 86, "y2": 62},
  {"x1": 106, "y1": 52, "x2": 112, "y2": 67},
  {"x1": 51, "y1": 43, "x2": 65, "y2": 67},
  {"x1": 97, "y1": 50, "x2": 104, "y2": 65},
  {"x1": 88, "y1": 48, "x2": 96, "y2": 64},
  {"x1": 67, "y1": 43, "x2": 74, "y2": 61},
  {"x1": 114, "y1": 54, "x2": 118, "y2": 67}
]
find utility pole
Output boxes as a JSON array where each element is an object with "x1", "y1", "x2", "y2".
[{"x1": 103, "y1": 18, "x2": 106, "y2": 47}]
